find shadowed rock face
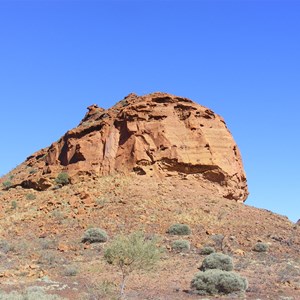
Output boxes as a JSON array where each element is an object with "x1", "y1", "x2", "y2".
[{"x1": 19, "y1": 92, "x2": 248, "y2": 201}]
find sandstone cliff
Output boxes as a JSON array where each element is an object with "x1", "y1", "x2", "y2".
[{"x1": 10, "y1": 92, "x2": 248, "y2": 201}]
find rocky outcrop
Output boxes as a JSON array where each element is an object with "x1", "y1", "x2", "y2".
[{"x1": 12, "y1": 92, "x2": 248, "y2": 201}]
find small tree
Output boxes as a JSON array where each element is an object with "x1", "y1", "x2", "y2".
[{"x1": 104, "y1": 231, "x2": 162, "y2": 299}]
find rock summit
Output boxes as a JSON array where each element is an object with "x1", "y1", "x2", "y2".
[{"x1": 12, "y1": 92, "x2": 248, "y2": 201}]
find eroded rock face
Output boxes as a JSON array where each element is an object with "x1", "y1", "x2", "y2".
[{"x1": 16, "y1": 92, "x2": 248, "y2": 200}]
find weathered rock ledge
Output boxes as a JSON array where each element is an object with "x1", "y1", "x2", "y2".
[{"x1": 9, "y1": 92, "x2": 248, "y2": 201}]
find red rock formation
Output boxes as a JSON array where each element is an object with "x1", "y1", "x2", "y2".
[{"x1": 16, "y1": 92, "x2": 248, "y2": 201}]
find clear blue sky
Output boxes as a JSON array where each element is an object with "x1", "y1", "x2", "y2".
[{"x1": 0, "y1": 1, "x2": 299, "y2": 222}]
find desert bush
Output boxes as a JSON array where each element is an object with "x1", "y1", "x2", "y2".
[
  {"x1": 11, "y1": 200, "x2": 17, "y2": 209},
  {"x1": 253, "y1": 242, "x2": 268, "y2": 252},
  {"x1": 81, "y1": 228, "x2": 108, "y2": 244},
  {"x1": 55, "y1": 172, "x2": 69, "y2": 185},
  {"x1": 26, "y1": 193, "x2": 36, "y2": 200},
  {"x1": 2, "y1": 181, "x2": 12, "y2": 188},
  {"x1": 167, "y1": 223, "x2": 191, "y2": 236},
  {"x1": 210, "y1": 234, "x2": 225, "y2": 250},
  {"x1": 0, "y1": 240, "x2": 13, "y2": 254},
  {"x1": 200, "y1": 253, "x2": 233, "y2": 271},
  {"x1": 51, "y1": 210, "x2": 65, "y2": 223},
  {"x1": 79, "y1": 280, "x2": 118, "y2": 300},
  {"x1": 277, "y1": 263, "x2": 300, "y2": 283},
  {"x1": 104, "y1": 231, "x2": 162, "y2": 299},
  {"x1": 171, "y1": 239, "x2": 190, "y2": 252},
  {"x1": 0, "y1": 286, "x2": 66, "y2": 299},
  {"x1": 39, "y1": 238, "x2": 57, "y2": 250},
  {"x1": 29, "y1": 169, "x2": 37, "y2": 174},
  {"x1": 63, "y1": 266, "x2": 78, "y2": 276},
  {"x1": 191, "y1": 269, "x2": 248, "y2": 295},
  {"x1": 200, "y1": 246, "x2": 215, "y2": 255},
  {"x1": 37, "y1": 251, "x2": 59, "y2": 266}
]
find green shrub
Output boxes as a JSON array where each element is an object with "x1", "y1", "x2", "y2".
[
  {"x1": 39, "y1": 238, "x2": 57, "y2": 250},
  {"x1": 0, "y1": 240, "x2": 12, "y2": 254},
  {"x1": 200, "y1": 253, "x2": 233, "y2": 271},
  {"x1": 80, "y1": 280, "x2": 118, "y2": 300},
  {"x1": 210, "y1": 234, "x2": 225, "y2": 250},
  {"x1": 37, "y1": 251, "x2": 59, "y2": 265},
  {"x1": 55, "y1": 172, "x2": 69, "y2": 185},
  {"x1": 97, "y1": 280, "x2": 118, "y2": 299},
  {"x1": 167, "y1": 223, "x2": 191, "y2": 236},
  {"x1": 0, "y1": 286, "x2": 66, "y2": 299},
  {"x1": 26, "y1": 193, "x2": 36, "y2": 200},
  {"x1": 191, "y1": 269, "x2": 248, "y2": 295},
  {"x1": 81, "y1": 228, "x2": 108, "y2": 243},
  {"x1": 11, "y1": 200, "x2": 17, "y2": 209},
  {"x1": 253, "y1": 242, "x2": 268, "y2": 252},
  {"x1": 2, "y1": 181, "x2": 12, "y2": 188},
  {"x1": 104, "y1": 231, "x2": 162, "y2": 299},
  {"x1": 63, "y1": 266, "x2": 78, "y2": 276},
  {"x1": 200, "y1": 246, "x2": 215, "y2": 255},
  {"x1": 171, "y1": 239, "x2": 190, "y2": 252}
]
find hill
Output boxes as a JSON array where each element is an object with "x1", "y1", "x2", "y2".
[{"x1": 0, "y1": 93, "x2": 299, "y2": 299}]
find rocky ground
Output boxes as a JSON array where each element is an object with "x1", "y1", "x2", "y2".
[
  {"x1": 0, "y1": 174, "x2": 299, "y2": 299},
  {"x1": 0, "y1": 93, "x2": 299, "y2": 299}
]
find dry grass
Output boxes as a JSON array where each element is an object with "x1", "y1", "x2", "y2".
[{"x1": 0, "y1": 174, "x2": 299, "y2": 299}]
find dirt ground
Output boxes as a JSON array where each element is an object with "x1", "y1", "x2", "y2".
[{"x1": 0, "y1": 174, "x2": 299, "y2": 299}]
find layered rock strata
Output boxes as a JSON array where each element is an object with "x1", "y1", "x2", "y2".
[{"x1": 12, "y1": 92, "x2": 248, "y2": 201}]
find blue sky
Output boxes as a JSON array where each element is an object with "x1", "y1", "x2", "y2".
[{"x1": 0, "y1": 1, "x2": 299, "y2": 222}]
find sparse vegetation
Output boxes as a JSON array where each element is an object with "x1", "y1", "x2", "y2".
[
  {"x1": 39, "y1": 238, "x2": 57, "y2": 250},
  {"x1": 63, "y1": 266, "x2": 78, "y2": 276},
  {"x1": 191, "y1": 269, "x2": 248, "y2": 295},
  {"x1": 96, "y1": 197, "x2": 109, "y2": 206},
  {"x1": 200, "y1": 252, "x2": 233, "y2": 271},
  {"x1": 253, "y1": 242, "x2": 268, "y2": 252},
  {"x1": 11, "y1": 200, "x2": 17, "y2": 209},
  {"x1": 191, "y1": 249, "x2": 248, "y2": 295},
  {"x1": 55, "y1": 172, "x2": 70, "y2": 185},
  {"x1": 171, "y1": 239, "x2": 190, "y2": 252},
  {"x1": 0, "y1": 240, "x2": 13, "y2": 254},
  {"x1": 51, "y1": 210, "x2": 65, "y2": 223},
  {"x1": 0, "y1": 286, "x2": 66, "y2": 299},
  {"x1": 200, "y1": 246, "x2": 215, "y2": 255},
  {"x1": 29, "y1": 169, "x2": 37, "y2": 174},
  {"x1": 2, "y1": 181, "x2": 12, "y2": 188},
  {"x1": 37, "y1": 251, "x2": 59, "y2": 265},
  {"x1": 81, "y1": 228, "x2": 108, "y2": 244},
  {"x1": 80, "y1": 280, "x2": 118, "y2": 300},
  {"x1": 210, "y1": 234, "x2": 225, "y2": 251},
  {"x1": 97, "y1": 281, "x2": 118, "y2": 299},
  {"x1": 277, "y1": 263, "x2": 300, "y2": 284},
  {"x1": 26, "y1": 193, "x2": 36, "y2": 200},
  {"x1": 167, "y1": 223, "x2": 191, "y2": 235},
  {"x1": 104, "y1": 231, "x2": 162, "y2": 299},
  {"x1": 0, "y1": 93, "x2": 299, "y2": 300}
]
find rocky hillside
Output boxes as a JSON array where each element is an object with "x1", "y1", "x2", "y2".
[
  {"x1": 0, "y1": 93, "x2": 299, "y2": 300},
  {"x1": 5, "y1": 92, "x2": 247, "y2": 201}
]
